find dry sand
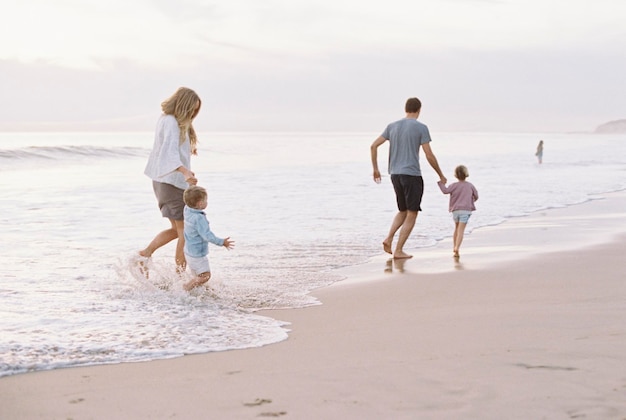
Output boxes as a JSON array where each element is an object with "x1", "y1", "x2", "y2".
[{"x1": 2, "y1": 192, "x2": 626, "y2": 419}]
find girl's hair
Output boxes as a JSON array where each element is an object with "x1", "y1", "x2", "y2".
[
  {"x1": 161, "y1": 87, "x2": 201, "y2": 155},
  {"x1": 454, "y1": 165, "x2": 469, "y2": 181},
  {"x1": 183, "y1": 185, "x2": 207, "y2": 208}
]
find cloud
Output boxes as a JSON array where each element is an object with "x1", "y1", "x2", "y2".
[
  {"x1": 2, "y1": 41, "x2": 625, "y2": 133},
  {"x1": 1, "y1": 0, "x2": 625, "y2": 132}
]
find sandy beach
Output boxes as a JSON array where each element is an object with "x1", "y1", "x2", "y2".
[{"x1": 2, "y1": 191, "x2": 626, "y2": 419}]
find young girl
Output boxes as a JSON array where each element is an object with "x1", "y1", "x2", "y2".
[{"x1": 437, "y1": 165, "x2": 479, "y2": 259}]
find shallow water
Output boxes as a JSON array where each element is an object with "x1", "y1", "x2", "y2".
[{"x1": 1, "y1": 130, "x2": 625, "y2": 376}]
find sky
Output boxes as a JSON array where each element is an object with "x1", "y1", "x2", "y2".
[{"x1": 1, "y1": 0, "x2": 625, "y2": 133}]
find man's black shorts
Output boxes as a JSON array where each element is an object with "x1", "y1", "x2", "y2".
[{"x1": 391, "y1": 174, "x2": 424, "y2": 212}]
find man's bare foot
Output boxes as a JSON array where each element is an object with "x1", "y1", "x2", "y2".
[
  {"x1": 383, "y1": 241, "x2": 393, "y2": 254},
  {"x1": 393, "y1": 252, "x2": 413, "y2": 260}
]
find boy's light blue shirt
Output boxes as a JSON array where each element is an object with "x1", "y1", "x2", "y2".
[{"x1": 183, "y1": 206, "x2": 224, "y2": 258}]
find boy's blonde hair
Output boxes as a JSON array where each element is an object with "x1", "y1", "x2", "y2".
[
  {"x1": 183, "y1": 185, "x2": 207, "y2": 209},
  {"x1": 161, "y1": 87, "x2": 201, "y2": 155},
  {"x1": 454, "y1": 165, "x2": 469, "y2": 181}
]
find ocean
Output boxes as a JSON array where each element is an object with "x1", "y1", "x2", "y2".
[{"x1": 1, "y1": 130, "x2": 625, "y2": 377}]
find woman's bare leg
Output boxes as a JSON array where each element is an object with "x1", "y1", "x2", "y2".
[
  {"x1": 139, "y1": 219, "x2": 178, "y2": 258},
  {"x1": 173, "y1": 219, "x2": 186, "y2": 271}
]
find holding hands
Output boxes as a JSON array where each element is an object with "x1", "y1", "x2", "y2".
[{"x1": 180, "y1": 167, "x2": 197, "y2": 185}]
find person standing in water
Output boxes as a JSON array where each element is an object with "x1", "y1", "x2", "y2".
[
  {"x1": 370, "y1": 97, "x2": 447, "y2": 259},
  {"x1": 535, "y1": 140, "x2": 544, "y2": 164},
  {"x1": 138, "y1": 87, "x2": 202, "y2": 274}
]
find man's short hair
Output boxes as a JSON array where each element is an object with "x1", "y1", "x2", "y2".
[{"x1": 405, "y1": 97, "x2": 422, "y2": 113}]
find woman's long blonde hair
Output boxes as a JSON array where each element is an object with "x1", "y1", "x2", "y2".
[{"x1": 161, "y1": 87, "x2": 201, "y2": 155}]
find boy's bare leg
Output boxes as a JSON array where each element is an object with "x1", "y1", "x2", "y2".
[
  {"x1": 184, "y1": 272, "x2": 211, "y2": 291},
  {"x1": 394, "y1": 210, "x2": 418, "y2": 259},
  {"x1": 383, "y1": 211, "x2": 407, "y2": 254}
]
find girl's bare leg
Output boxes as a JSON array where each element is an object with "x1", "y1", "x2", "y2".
[
  {"x1": 453, "y1": 221, "x2": 460, "y2": 256},
  {"x1": 454, "y1": 222, "x2": 467, "y2": 258}
]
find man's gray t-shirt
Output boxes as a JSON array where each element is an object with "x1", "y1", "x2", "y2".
[{"x1": 381, "y1": 118, "x2": 431, "y2": 176}]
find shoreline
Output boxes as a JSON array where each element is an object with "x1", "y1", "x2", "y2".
[
  {"x1": 336, "y1": 189, "x2": 626, "y2": 283},
  {"x1": 2, "y1": 191, "x2": 626, "y2": 419}
]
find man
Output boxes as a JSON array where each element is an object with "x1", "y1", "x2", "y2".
[{"x1": 370, "y1": 97, "x2": 447, "y2": 259}]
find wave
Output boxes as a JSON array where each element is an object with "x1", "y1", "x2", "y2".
[{"x1": 0, "y1": 145, "x2": 148, "y2": 167}]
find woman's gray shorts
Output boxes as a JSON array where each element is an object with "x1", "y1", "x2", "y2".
[{"x1": 152, "y1": 181, "x2": 185, "y2": 221}]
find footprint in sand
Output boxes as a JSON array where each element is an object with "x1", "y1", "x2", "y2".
[{"x1": 243, "y1": 398, "x2": 272, "y2": 407}]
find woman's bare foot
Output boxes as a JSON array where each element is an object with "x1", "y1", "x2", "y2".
[
  {"x1": 383, "y1": 241, "x2": 393, "y2": 254},
  {"x1": 453, "y1": 250, "x2": 460, "y2": 259},
  {"x1": 137, "y1": 251, "x2": 151, "y2": 278}
]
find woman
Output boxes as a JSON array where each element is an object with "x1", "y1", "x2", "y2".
[{"x1": 138, "y1": 87, "x2": 201, "y2": 273}]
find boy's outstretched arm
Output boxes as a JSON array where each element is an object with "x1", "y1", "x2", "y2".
[{"x1": 223, "y1": 237, "x2": 235, "y2": 250}]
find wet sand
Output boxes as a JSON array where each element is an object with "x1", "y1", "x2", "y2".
[{"x1": 1, "y1": 192, "x2": 626, "y2": 419}]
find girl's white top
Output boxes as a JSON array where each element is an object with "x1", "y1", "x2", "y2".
[{"x1": 144, "y1": 114, "x2": 191, "y2": 190}]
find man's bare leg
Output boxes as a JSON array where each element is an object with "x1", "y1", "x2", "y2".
[
  {"x1": 394, "y1": 210, "x2": 418, "y2": 259},
  {"x1": 383, "y1": 211, "x2": 407, "y2": 254}
]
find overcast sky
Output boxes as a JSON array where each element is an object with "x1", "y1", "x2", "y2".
[{"x1": 1, "y1": 0, "x2": 625, "y2": 133}]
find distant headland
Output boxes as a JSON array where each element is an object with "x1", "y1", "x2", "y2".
[{"x1": 595, "y1": 119, "x2": 626, "y2": 133}]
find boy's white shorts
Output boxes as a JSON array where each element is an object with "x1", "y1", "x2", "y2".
[{"x1": 185, "y1": 254, "x2": 210, "y2": 276}]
